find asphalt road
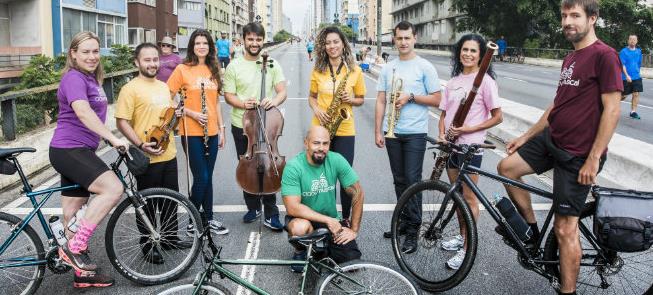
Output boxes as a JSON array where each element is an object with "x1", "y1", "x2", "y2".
[{"x1": 1, "y1": 43, "x2": 650, "y2": 295}]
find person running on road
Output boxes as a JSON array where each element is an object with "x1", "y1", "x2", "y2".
[
  {"x1": 438, "y1": 34, "x2": 503, "y2": 270},
  {"x1": 620, "y1": 34, "x2": 643, "y2": 120},
  {"x1": 52, "y1": 31, "x2": 128, "y2": 288},
  {"x1": 306, "y1": 37, "x2": 315, "y2": 61},
  {"x1": 497, "y1": 1, "x2": 622, "y2": 294}
]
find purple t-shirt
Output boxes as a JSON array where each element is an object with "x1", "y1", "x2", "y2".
[
  {"x1": 50, "y1": 69, "x2": 108, "y2": 149},
  {"x1": 548, "y1": 40, "x2": 623, "y2": 157},
  {"x1": 157, "y1": 53, "x2": 182, "y2": 83}
]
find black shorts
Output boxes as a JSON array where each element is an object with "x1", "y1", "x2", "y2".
[
  {"x1": 516, "y1": 129, "x2": 605, "y2": 216},
  {"x1": 284, "y1": 215, "x2": 361, "y2": 264},
  {"x1": 446, "y1": 152, "x2": 483, "y2": 170},
  {"x1": 49, "y1": 147, "x2": 110, "y2": 198},
  {"x1": 623, "y1": 79, "x2": 643, "y2": 95}
]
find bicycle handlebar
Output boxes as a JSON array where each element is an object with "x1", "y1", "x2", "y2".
[{"x1": 425, "y1": 136, "x2": 497, "y2": 154}]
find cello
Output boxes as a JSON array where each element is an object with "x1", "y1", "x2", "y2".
[{"x1": 236, "y1": 52, "x2": 286, "y2": 195}]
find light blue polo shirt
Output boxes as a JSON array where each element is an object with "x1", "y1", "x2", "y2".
[{"x1": 376, "y1": 56, "x2": 440, "y2": 134}]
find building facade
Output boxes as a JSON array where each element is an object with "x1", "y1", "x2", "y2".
[
  {"x1": 256, "y1": 0, "x2": 272, "y2": 40},
  {"x1": 205, "y1": 0, "x2": 230, "y2": 39},
  {"x1": 53, "y1": 0, "x2": 128, "y2": 55},
  {"x1": 177, "y1": 0, "x2": 203, "y2": 52},
  {"x1": 0, "y1": 0, "x2": 53, "y2": 80},
  {"x1": 345, "y1": 13, "x2": 359, "y2": 41},
  {"x1": 390, "y1": 0, "x2": 463, "y2": 45},
  {"x1": 231, "y1": 0, "x2": 248, "y2": 39},
  {"x1": 282, "y1": 14, "x2": 291, "y2": 34},
  {"x1": 127, "y1": 0, "x2": 178, "y2": 47},
  {"x1": 272, "y1": 0, "x2": 282, "y2": 36}
]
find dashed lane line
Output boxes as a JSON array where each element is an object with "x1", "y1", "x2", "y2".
[{"x1": 236, "y1": 231, "x2": 262, "y2": 295}]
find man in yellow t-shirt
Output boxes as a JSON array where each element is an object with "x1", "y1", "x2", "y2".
[
  {"x1": 116, "y1": 43, "x2": 191, "y2": 265},
  {"x1": 223, "y1": 22, "x2": 287, "y2": 230}
]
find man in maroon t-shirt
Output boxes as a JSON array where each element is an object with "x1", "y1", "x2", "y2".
[{"x1": 496, "y1": 1, "x2": 622, "y2": 294}]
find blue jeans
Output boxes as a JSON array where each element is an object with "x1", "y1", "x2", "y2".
[
  {"x1": 385, "y1": 133, "x2": 426, "y2": 233},
  {"x1": 181, "y1": 135, "x2": 219, "y2": 221}
]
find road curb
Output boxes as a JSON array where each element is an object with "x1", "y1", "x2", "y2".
[{"x1": 365, "y1": 62, "x2": 652, "y2": 191}]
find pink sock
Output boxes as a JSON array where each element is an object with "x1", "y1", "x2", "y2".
[{"x1": 67, "y1": 219, "x2": 97, "y2": 254}]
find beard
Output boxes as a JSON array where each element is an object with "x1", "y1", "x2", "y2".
[
  {"x1": 245, "y1": 45, "x2": 261, "y2": 56},
  {"x1": 563, "y1": 26, "x2": 589, "y2": 43},
  {"x1": 311, "y1": 152, "x2": 326, "y2": 165},
  {"x1": 139, "y1": 66, "x2": 158, "y2": 78}
]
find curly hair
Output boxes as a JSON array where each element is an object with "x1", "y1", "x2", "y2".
[
  {"x1": 184, "y1": 29, "x2": 222, "y2": 92},
  {"x1": 313, "y1": 26, "x2": 356, "y2": 73},
  {"x1": 450, "y1": 34, "x2": 496, "y2": 80}
]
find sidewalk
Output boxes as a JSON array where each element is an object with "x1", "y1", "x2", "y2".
[{"x1": 366, "y1": 62, "x2": 653, "y2": 191}]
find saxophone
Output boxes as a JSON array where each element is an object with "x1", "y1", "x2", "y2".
[
  {"x1": 385, "y1": 68, "x2": 403, "y2": 138},
  {"x1": 200, "y1": 82, "x2": 209, "y2": 156},
  {"x1": 323, "y1": 66, "x2": 352, "y2": 139}
]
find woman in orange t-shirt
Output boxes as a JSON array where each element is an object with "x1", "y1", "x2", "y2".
[{"x1": 168, "y1": 29, "x2": 228, "y2": 235}]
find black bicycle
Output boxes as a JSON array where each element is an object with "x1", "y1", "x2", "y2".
[
  {"x1": 390, "y1": 138, "x2": 653, "y2": 294},
  {"x1": 0, "y1": 146, "x2": 203, "y2": 294}
]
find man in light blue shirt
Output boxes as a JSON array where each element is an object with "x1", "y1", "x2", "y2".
[
  {"x1": 620, "y1": 34, "x2": 643, "y2": 119},
  {"x1": 216, "y1": 32, "x2": 232, "y2": 69},
  {"x1": 374, "y1": 21, "x2": 441, "y2": 254}
]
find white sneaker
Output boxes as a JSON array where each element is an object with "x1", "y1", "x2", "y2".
[
  {"x1": 441, "y1": 235, "x2": 464, "y2": 251},
  {"x1": 208, "y1": 220, "x2": 229, "y2": 235},
  {"x1": 446, "y1": 249, "x2": 466, "y2": 270},
  {"x1": 185, "y1": 223, "x2": 196, "y2": 237}
]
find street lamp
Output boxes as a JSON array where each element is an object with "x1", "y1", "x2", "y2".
[{"x1": 334, "y1": 0, "x2": 339, "y2": 24}]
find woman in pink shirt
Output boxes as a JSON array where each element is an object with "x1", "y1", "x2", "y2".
[{"x1": 438, "y1": 34, "x2": 503, "y2": 270}]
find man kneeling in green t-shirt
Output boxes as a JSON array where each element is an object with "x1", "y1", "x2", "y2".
[{"x1": 281, "y1": 126, "x2": 365, "y2": 273}]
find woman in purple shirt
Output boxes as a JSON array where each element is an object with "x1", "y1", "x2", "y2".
[
  {"x1": 157, "y1": 36, "x2": 182, "y2": 82},
  {"x1": 49, "y1": 31, "x2": 129, "y2": 288}
]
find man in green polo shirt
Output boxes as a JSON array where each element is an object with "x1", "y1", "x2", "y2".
[
  {"x1": 224, "y1": 22, "x2": 287, "y2": 230},
  {"x1": 282, "y1": 126, "x2": 365, "y2": 272}
]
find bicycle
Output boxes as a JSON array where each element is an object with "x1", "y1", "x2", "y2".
[
  {"x1": 390, "y1": 138, "x2": 653, "y2": 294},
  {"x1": 157, "y1": 223, "x2": 421, "y2": 294},
  {"x1": 0, "y1": 146, "x2": 203, "y2": 294}
]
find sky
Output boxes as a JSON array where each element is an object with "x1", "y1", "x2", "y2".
[{"x1": 283, "y1": 0, "x2": 359, "y2": 35}]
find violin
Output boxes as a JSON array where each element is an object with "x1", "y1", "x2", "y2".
[
  {"x1": 146, "y1": 88, "x2": 186, "y2": 151},
  {"x1": 236, "y1": 52, "x2": 286, "y2": 195}
]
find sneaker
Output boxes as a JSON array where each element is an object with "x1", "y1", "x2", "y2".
[
  {"x1": 73, "y1": 269, "x2": 114, "y2": 288},
  {"x1": 186, "y1": 223, "x2": 196, "y2": 237},
  {"x1": 446, "y1": 249, "x2": 466, "y2": 270},
  {"x1": 208, "y1": 220, "x2": 229, "y2": 235},
  {"x1": 441, "y1": 235, "x2": 464, "y2": 251},
  {"x1": 290, "y1": 250, "x2": 307, "y2": 273},
  {"x1": 59, "y1": 243, "x2": 97, "y2": 272},
  {"x1": 401, "y1": 234, "x2": 418, "y2": 254},
  {"x1": 243, "y1": 210, "x2": 261, "y2": 223},
  {"x1": 630, "y1": 111, "x2": 641, "y2": 119},
  {"x1": 263, "y1": 215, "x2": 283, "y2": 232}
]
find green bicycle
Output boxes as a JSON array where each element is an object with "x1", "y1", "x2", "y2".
[
  {"x1": 157, "y1": 225, "x2": 421, "y2": 294},
  {"x1": 0, "y1": 146, "x2": 203, "y2": 294}
]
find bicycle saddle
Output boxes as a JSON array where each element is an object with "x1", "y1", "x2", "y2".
[
  {"x1": 0, "y1": 147, "x2": 36, "y2": 160},
  {"x1": 288, "y1": 228, "x2": 330, "y2": 246}
]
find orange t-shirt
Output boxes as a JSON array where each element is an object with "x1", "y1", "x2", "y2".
[{"x1": 167, "y1": 64, "x2": 220, "y2": 136}]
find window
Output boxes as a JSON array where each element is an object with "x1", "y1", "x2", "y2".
[
  {"x1": 82, "y1": 11, "x2": 96, "y2": 33},
  {"x1": 127, "y1": 0, "x2": 155, "y2": 6},
  {"x1": 128, "y1": 27, "x2": 144, "y2": 45},
  {"x1": 62, "y1": 8, "x2": 81, "y2": 49},
  {"x1": 178, "y1": 26, "x2": 188, "y2": 36}
]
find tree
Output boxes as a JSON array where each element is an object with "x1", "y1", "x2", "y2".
[
  {"x1": 273, "y1": 30, "x2": 293, "y2": 42},
  {"x1": 450, "y1": 0, "x2": 653, "y2": 51}
]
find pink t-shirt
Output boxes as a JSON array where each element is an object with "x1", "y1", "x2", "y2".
[{"x1": 440, "y1": 72, "x2": 500, "y2": 145}]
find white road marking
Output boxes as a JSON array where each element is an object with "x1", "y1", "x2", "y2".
[
  {"x1": 621, "y1": 100, "x2": 653, "y2": 110},
  {"x1": 1, "y1": 203, "x2": 552, "y2": 215},
  {"x1": 504, "y1": 77, "x2": 527, "y2": 83},
  {"x1": 236, "y1": 231, "x2": 262, "y2": 295}
]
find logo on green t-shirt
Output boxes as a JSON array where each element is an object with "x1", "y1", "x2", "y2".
[{"x1": 304, "y1": 173, "x2": 336, "y2": 197}]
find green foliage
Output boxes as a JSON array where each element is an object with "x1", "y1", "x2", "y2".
[
  {"x1": 450, "y1": 0, "x2": 653, "y2": 53},
  {"x1": 273, "y1": 30, "x2": 293, "y2": 43}
]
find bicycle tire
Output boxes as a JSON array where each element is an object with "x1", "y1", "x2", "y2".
[
  {"x1": 543, "y1": 201, "x2": 653, "y2": 294},
  {"x1": 105, "y1": 187, "x2": 203, "y2": 285},
  {"x1": 391, "y1": 180, "x2": 477, "y2": 292},
  {"x1": 314, "y1": 259, "x2": 421, "y2": 295},
  {"x1": 157, "y1": 280, "x2": 233, "y2": 295},
  {"x1": 0, "y1": 212, "x2": 45, "y2": 295}
]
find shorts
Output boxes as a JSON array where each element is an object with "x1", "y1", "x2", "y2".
[
  {"x1": 49, "y1": 147, "x2": 110, "y2": 198},
  {"x1": 623, "y1": 79, "x2": 643, "y2": 95},
  {"x1": 446, "y1": 152, "x2": 483, "y2": 170},
  {"x1": 307, "y1": 49, "x2": 313, "y2": 53},
  {"x1": 516, "y1": 129, "x2": 605, "y2": 216},
  {"x1": 284, "y1": 215, "x2": 361, "y2": 263}
]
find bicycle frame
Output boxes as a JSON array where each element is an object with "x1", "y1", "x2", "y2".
[{"x1": 190, "y1": 233, "x2": 368, "y2": 295}]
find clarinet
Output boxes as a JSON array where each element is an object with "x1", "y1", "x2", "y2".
[{"x1": 200, "y1": 82, "x2": 209, "y2": 157}]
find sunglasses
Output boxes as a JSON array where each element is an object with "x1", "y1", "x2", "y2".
[{"x1": 161, "y1": 44, "x2": 173, "y2": 48}]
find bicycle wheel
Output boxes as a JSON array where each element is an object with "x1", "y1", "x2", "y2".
[
  {"x1": 0, "y1": 212, "x2": 45, "y2": 295},
  {"x1": 391, "y1": 180, "x2": 477, "y2": 292},
  {"x1": 543, "y1": 202, "x2": 653, "y2": 294},
  {"x1": 315, "y1": 260, "x2": 420, "y2": 295},
  {"x1": 157, "y1": 281, "x2": 233, "y2": 295},
  {"x1": 106, "y1": 187, "x2": 203, "y2": 285}
]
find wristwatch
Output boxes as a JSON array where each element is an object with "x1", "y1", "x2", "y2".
[{"x1": 408, "y1": 93, "x2": 416, "y2": 104}]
